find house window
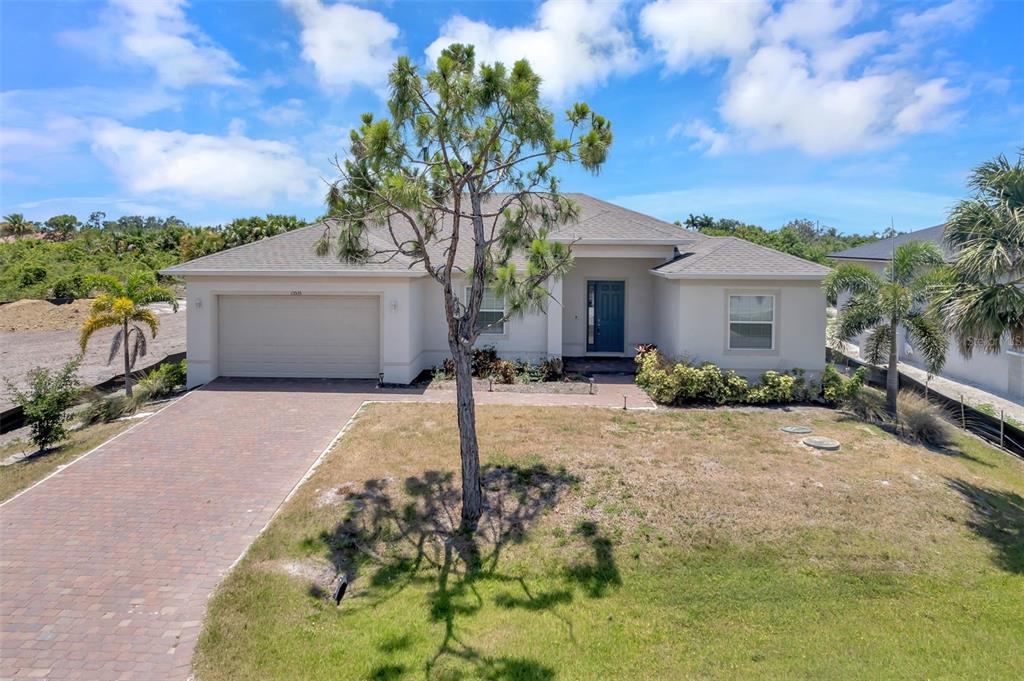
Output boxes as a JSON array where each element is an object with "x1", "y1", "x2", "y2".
[
  {"x1": 467, "y1": 286, "x2": 506, "y2": 335},
  {"x1": 729, "y1": 295, "x2": 774, "y2": 350}
]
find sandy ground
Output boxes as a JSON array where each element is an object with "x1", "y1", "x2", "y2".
[{"x1": 0, "y1": 302, "x2": 186, "y2": 413}]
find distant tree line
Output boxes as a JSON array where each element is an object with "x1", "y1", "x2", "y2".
[
  {"x1": 677, "y1": 214, "x2": 880, "y2": 264},
  {"x1": 0, "y1": 212, "x2": 308, "y2": 300}
]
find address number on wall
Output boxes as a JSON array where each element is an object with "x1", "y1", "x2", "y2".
[{"x1": 290, "y1": 291, "x2": 302, "y2": 296}]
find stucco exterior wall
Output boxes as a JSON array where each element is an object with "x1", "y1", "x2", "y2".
[
  {"x1": 561, "y1": 256, "x2": 667, "y2": 356},
  {"x1": 416, "y1": 275, "x2": 552, "y2": 372},
  {"x1": 180, "y1": 261, "x2": 831, "y2": 387},
  {"x1": 181, "y1": 275, "x2": 422, "y2": 387},
  {"x1": 653, "y1": 275, "x2": 681, "y2": 353},
  {"x1": 659, "y1": 277, "x2": 826, "y2": 377}
]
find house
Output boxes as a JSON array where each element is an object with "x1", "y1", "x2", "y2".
[
  {"x1": 831, "y1": 225, "x2": 1023, "y2": 401},
  {"x1": 161, "y1": 194, "x2": 830, "y2": 388}
]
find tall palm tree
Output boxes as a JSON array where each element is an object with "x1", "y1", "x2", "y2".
[
  {"x1": 1, "y1": 213, "x2": 36, "y2": 238},
  {"x1": 79, "y1": 272, "x2": 178, "y2": 397},
  {"x1": 933, "y1": 149, "x2": 1024, "y2": 355},
  {"x1": 824, "y1": 241, "x2": 948, "y2": 417}
]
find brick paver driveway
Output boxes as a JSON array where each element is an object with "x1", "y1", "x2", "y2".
[
  {"x1": 0, "y1": 377, "x2": 651, "y2": 679},
  {"x1": 0, "y1": 379, "x2": 377, "y2": 680}
]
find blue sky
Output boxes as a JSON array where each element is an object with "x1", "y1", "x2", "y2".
[{"x1": 1, "y1": 0, "x2": 1021, "y2": 234}]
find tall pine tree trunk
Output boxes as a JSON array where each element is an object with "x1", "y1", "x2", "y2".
[
  {"x1": 452, "y1": 342, "x2": 483, "y2": 529},
  {"x1": 123, "y1": 320, "x2": 133, "y2": 398},
  {"x1": 885, "y1": 319, "x2": 899, "y2": 417}
]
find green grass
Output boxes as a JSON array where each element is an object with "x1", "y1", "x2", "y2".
[
  {"x1": 0, "y1": 420, "x2": 131, "y2": 501},
  {"x1": 195, "y1": 405, "x2": 1024, "y2": 680}
]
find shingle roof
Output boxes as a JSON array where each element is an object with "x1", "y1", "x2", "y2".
[
  {"x1": 161, "y1": 193, "x2": 700, "y2": 275},
  {"x1": 829, "y1": 224, "x2": 950, "y2": 261},
  {"x1": 653, "y1": 237, "x2": 832, "y2": 279}
]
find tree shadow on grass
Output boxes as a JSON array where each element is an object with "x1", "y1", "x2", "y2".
[
  {"x1": 946, "y1": 478, "x2": 1024, "y2": 574},
  {"x1": 317, "y1": 463, "x2": 620, "y2": 680}
]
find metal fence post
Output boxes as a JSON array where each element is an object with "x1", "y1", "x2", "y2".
[
  {"x1": 960, "y1": 395, "x2": 966, "y2": 429},
  {"x1": 1000, "y1": 410, "x2": 1006, "y2": 449}
]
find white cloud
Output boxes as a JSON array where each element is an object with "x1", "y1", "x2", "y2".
[
  {"x1": 812, "y1": 31, "x2": 888, "y2": 76},
  {"x1": 720, "y1": 44, "x2": 900, "y2": 155},
  {"x1": 258, "y1": 98, "x2": 308, "y2": 126},
  {"x1": 640, "y1": 0, "x2": 769, "y2": 71},
  {"x1": 283, "y1": 0, "x2": 399, "y2": 93},
  {"x1": 763, "y1": 0, "x2": 862, "y2": 45},
  {"x1": 675, "y1": 120, "x2": 731, "y2": 156},
  {"x1": 649, "y1": 0, "x2": 972, "y2": 156},
  {"x1": 62, "y1": 0, "x2": 240, "y2": 88},
  {"x1": 894, "y1": 78, "x2": 966, "y2": 133},
  {"x1": 426, "y1": 0, "x2": 639, "y2": 101},
  {"x1": 90, "y1": 122, "x2": 321, "y2": 206},
  {"x1": 897, "y1": 0, "x2": 979, "y2": 34}
]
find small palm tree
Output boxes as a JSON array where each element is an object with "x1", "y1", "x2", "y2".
[
  {"x1": 824, "y1": 241, "x2": 948, "y2": 417},
  {"x1": 1, "y1": 213, "x2": 36, "y2": 238},
  {"x1": 933, "y1": 149, "x2": 1024, "y2": 355},
  {"x1": 79, "y1": 272, "x2": 179, "y2": 397}
]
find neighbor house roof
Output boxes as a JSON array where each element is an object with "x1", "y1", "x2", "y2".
[
  {"x1": 652, "y1": 236, "x2": 832, "y2": 280},
  {"x1": 161, "y1": 193, "x2": 701, "y2": 276},
  {"x1": 829, "y1": 224, "x2": 951, "y2": 262}
]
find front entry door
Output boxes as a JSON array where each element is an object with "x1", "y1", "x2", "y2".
[{"x1": 587, "y1": 281, "x2": 625, "y2": 353}]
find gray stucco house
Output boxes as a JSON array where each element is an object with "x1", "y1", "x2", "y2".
[
  {"x1": 831, "y1": 225, "x2": 1023, "y2": 401},
  {"x1": 162, "y1": 194, "x2": 831, "y2": 388}
]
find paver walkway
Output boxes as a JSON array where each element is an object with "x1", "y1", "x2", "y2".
[{"x1": 0, "y1": 377, "x2": 651, "y2": 680}]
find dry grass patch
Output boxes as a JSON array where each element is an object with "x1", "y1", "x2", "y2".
[{"x1": 196, "y1": 403, "x2": 1024, "y2": 681}]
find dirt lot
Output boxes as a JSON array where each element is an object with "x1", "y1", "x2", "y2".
[
  {"x1": 0, "y1": 299, "x2": 96, "y2": 332},
  {"x1": 0, "y1": 300, "x2": 186, "y2": 412}
]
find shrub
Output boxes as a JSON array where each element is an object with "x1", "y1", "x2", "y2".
[
  {"x1": 634, "y1": 349, "x2": 804, "y2": 406},
  {"x1": 50, "y1": 273, "x2": 88, "y2": 299},
  {"x1": 821, "y1": 364, "x2": 846, "y2": 405},
  {"x1": 898, "y1": 393, "x2": 955, "y2": 447},
  {"x1": 490, "y1": 359, "x2": 518, "y2": 384},
  {"x1": 540, "y1": 356, "x2": 564, "y2": 381},
  {"x1": 4, "y1": 357, "x2": 81, "y2": 451},
  {"x1": 472, "y1": 345, "x2": 499, "y2": 377},
  {"x1": 746, "y1": 371, "x2": 796, "y2": 404},
  {"x1": 845, "y1": 384, "x2": 888, "y2": 423},
  {"x1": 441, "y1": 357, "x2": 456, "y2": 378},
  {"x1": 634, "y1": 343, "x2": 658, "y2": 361},
  {"x1": 80, "y1": 393, "x2": 135, "y2": 425},
  {"x1": 136, "y1": 360, "x2": 187, "y2": 399}
]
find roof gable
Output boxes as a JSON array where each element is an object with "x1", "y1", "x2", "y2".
[
  {"x1": 653, "y1": 237, "x2": 832, "y2": 279},
  {"x1": 161, "y1": 193, "x2": 700, "y2": 276},
  {"x1": 829, "y1": 224, "x2": 950, "y2": 261}
]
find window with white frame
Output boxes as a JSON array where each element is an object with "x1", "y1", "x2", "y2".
[
  {"x1": 466, "y1": 286, "x2": 506, "y2": 335},
  {"x1": 728, "y1": 294, "x2": 774, "y2": 350}
]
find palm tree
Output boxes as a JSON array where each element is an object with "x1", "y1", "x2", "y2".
[
  {"x1": 1, "y1": 213, "x2": 36, "y2": 238},
  {"x1": 933, "y1": 149, "x2": 1024, "y2": 355},
  {"x1": 824, "y1": 241, "x2": 948, "y2": 417},
  {"x1": 79, "y1": 272, "x2": 179, "y2": 397}
]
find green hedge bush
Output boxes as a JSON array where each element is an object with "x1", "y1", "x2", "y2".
[{"x1": 635, "y1": 349, "x2": 804, "y2": 406}]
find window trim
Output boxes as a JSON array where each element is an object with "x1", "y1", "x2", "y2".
[
  {"x1": 727, "y1": 293, "x2": 776, "y2": 351},
  {"x1": 466, "y1": 286, "x2": 506, "y2": 336}
]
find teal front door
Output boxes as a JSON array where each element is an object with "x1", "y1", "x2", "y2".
[{"x1": 587, "y1": 281, "x2": 625, "y2": 352}]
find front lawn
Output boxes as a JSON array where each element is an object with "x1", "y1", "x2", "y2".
[{"x1": 196, "y1": 404, "x2": 1024, "y2": 680}]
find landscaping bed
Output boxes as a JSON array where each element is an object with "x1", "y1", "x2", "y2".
[
  {"x1": 422, "y1": 376, "x2": 593, "y2": 394},
  {"x1": 195, "y1": 403, "x2": 1024, "y2": 680}
]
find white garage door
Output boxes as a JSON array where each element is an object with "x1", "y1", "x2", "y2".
[{"x1": 218, "y1": 295, "x2": 380, "y2": 378}]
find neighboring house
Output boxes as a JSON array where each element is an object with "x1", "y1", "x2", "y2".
[
  {"x1": 161, "y1": 194, "x2": 830, "y2": 388},
  {"x1": 831, "y1": 225, "x2": 1023, "y2": 401}
]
